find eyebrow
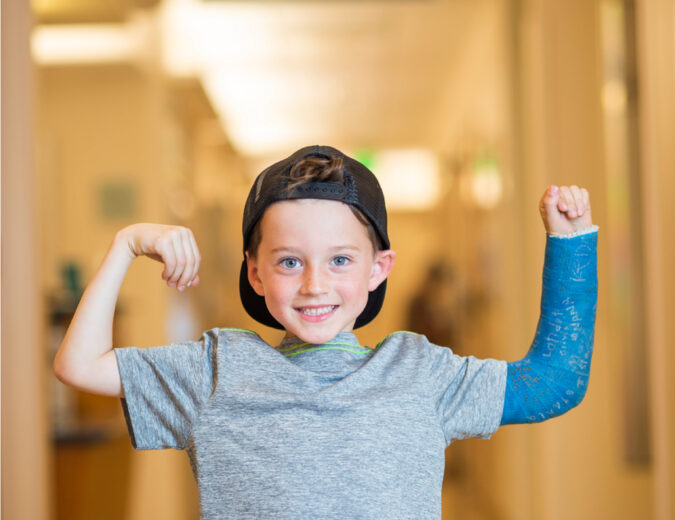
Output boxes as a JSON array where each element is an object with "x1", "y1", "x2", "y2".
[{"x1": 269, "y1": 245, "x2": 362, "y2": 254}]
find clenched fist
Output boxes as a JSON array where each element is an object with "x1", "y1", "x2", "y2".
[
  {"x1": 117, "y1": 223, "x2": 201, "y2": 291},
  {"x1": 539, "y1": 185, "x2": 593, "y2": 236}
]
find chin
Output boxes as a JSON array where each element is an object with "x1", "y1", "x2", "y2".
[{"x1": 276, "y1": 308, "x2": 357, "y2": 344}]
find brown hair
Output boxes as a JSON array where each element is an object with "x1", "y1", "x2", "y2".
[{"x1": 246, "y1": 156, "x2": 383, "y2": 258}]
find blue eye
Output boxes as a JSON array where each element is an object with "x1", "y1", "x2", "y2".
[
  {"x1": 280, "y1": 257, "x2": 300, "y2": 269},
  {"x1": 332, "y1": 255, "x2": 350, "y2": 267}
]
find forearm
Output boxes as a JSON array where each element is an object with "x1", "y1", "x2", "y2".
[
  {"x1": 53, "y1": 232, "x2": 134, "y2": 393},
  {"x1": 501, "y1": 227, "x2": 598, "y2": 424}
]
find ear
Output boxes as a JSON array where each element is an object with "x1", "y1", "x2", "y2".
[
  {"x1": 368, "y1": 249, "x2": 396, "y2": 291},
  {"x1": 245, "y1": 252, "x2": 265, "y2": 296}
]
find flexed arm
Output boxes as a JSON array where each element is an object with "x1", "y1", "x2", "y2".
[
  {"x1": 501, "y1": 186, "x2": 598, "y2": 424},
  {"x1": 53, "y1": 224, "x2": 201, "y2": 397}
]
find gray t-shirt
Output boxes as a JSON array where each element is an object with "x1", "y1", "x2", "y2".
[{"x1": 115, "y1": 329, "x2": 506, "y2": 519}]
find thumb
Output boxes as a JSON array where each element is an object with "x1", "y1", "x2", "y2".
[{"x1": 539, "y1": 185, "x2": 561, "y2": 233}]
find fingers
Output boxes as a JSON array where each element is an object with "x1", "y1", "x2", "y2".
[
  {"x1": 159, "y1": 236, "x2": 177, "y2": 282},
  {"x1": 168, "y1": 236, "x2": 187, "y2": 288},
  {"x1": 186, "y1": 230, "x2": 202, "y2": 288},
  {"x1": 157, "y1": 227, "x2": 201, "y2": 291},
  {"x1": 539, "y1": 184, "x2": 593, "y2": 235},
  {"x1": 178, "y1": 229, "x2": 201, "y2": 290},
  {"x1": 556, "y1": 185, "x2": 590, "y2": 219}
]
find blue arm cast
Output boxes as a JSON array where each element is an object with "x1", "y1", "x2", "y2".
[{"x1": 501, "y1": 230, "x2": 598, "y2": 425}]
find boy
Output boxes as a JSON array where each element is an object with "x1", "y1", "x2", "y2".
[{"x1": 55, "y1": 145, "x2": 598, "y2": 519}]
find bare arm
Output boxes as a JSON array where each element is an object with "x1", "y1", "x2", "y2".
[{"x1": 53, "y1": 224, "x2": 201, "y2": 397}]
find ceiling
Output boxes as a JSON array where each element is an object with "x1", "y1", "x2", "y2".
[
  {"x1": 32, "y1": 0, "x2": 507, "y2": 158},
  {"x1": 33, "y1": 0, "x2": 160, "y2": 23}
]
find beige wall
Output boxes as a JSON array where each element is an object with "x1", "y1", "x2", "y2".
[
  {"x1": 1, "y1": 1, "x2": 52, "y2": 519},
  {"x1": 636, "y1": 0, "x2": 675, "y2": 518}
]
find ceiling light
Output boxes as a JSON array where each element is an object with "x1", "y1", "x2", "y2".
[{"x1": 370, "y1": 149, "x2": 441, "y2": 211}]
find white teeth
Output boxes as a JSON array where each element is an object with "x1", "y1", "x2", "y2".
[{"x1": 298, "y1": 305, "x2": 336, "y2": 316}]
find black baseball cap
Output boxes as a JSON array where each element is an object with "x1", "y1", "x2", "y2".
[{"x1": 239, "y1": 145, "x2": 390, "y2": 330}]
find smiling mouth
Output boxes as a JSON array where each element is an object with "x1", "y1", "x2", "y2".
[{"x1": 296, "y1": 305, "x2": 337, "y2": 316}]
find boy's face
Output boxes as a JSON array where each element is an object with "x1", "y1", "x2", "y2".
[{"x1": 246, "y1": 199, "x2": 395, "y2": 344}]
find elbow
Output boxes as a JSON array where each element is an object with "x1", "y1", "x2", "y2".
[
  {"x1": 566, "y1": 379, "x2": 590, "y2": 411},
  {"x1": 53, "y1": 352, "x2": 71, "y2": 385},
  {"x1": 549, "y1": 378, "x2": 589, "y2": 419},
  {"x1": 53, "y1": 350, "x2": 66, "y2": 383},
  {"x1": 536, "y1": 377, "x2": 591, "y2": 421},
  {"x1": 53, "y1": 350, "x2": 83, "y2": 388}
]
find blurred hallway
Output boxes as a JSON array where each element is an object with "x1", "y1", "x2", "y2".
[{"x1": 3, "y1": 0, "x2": 675, "y2": 519}]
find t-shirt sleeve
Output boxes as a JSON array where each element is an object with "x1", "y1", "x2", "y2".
[
  {"x1": 426, "y1": 343, "x2": 507, "y2": 445},
  {"x1": 114, "y1": 328, "x2": 220, "y2": 450}
]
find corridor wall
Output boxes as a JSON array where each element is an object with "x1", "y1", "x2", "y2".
[
  {"x1": 1, "y1": 1, "x2": 51, "y2": 519},
  {"x1": 636, "y1": 0, "x2": 675, "y2": 518}
]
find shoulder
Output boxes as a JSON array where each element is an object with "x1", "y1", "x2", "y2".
[
  {"x1": 375, "y1": 331, "x2": 444, "y2": 362},
  {"x1": 116, "y1": 327, "x2": 266, "y2": 363},
  {"x1": 216, "y1": 327, "x2": 265, "y2": 343},
  {"x1": 214, "y1": 327, "x2": 279, "y2": 365},
  {"x1": 205, "y1": 327, "x2": 270, "y2": 356},
  {"x1": 375, "y1": 330, "x2": 505, "y2": 374},
  {"x1": 376, "y1": 330, "x2": 449, "y2": 352}
]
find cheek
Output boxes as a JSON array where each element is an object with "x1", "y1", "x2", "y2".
[
  {"x1": 261, "y1": 274, "x2": 295, "y2": 304},
  {"x1": 337, "y1": 273, "x2": 371, "y2": 306}
]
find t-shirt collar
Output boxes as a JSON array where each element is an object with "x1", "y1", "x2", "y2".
[{"x1": 277, "y1": 331, "x2": 362, "y2": 350}]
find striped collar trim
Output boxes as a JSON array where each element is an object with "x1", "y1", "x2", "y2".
[{"x1": 277, "y1": 333, "x2": 371, "y2": 357}]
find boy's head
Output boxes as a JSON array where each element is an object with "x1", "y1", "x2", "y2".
[{"x1": 239, "y1": 145, "x2": 395, "y2": 339}]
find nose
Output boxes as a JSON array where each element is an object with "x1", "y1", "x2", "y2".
[{"x1": 299, "y1": 264, "x2": 329, "y2": 295}]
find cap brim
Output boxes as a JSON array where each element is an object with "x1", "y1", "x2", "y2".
[{"x1": 238, "y1": 259, "x2": 386, "y2": 330}]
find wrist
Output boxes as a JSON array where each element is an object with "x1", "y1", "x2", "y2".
[
  {"x1": 543, "y1": 230, "x2": 598, "y2": 291},
  {"x1": 113, "y1": 226, "x2": 140, "y2": 263},
  {"x1": 547, "y1": 224, "x2": 599, "y2": 238}
]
